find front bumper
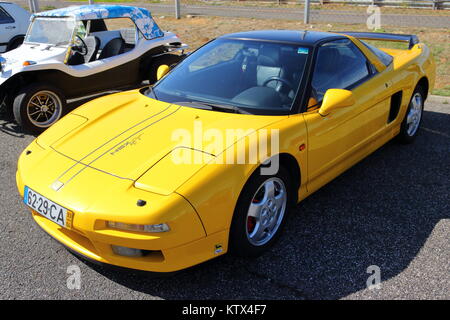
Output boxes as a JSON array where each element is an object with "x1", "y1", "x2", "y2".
[
  {"x1": 29, "y1": 208, "x2": 228, "y2": 273},
  {"x1": 16, "y1": 144, "x2": 228, "y2": 273}
]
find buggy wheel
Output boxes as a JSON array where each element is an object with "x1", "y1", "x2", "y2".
[{"x1": 13, "y1": 84, "x2": 66, "y2": 134}]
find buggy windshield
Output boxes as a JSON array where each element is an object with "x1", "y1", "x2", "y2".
[{"x1": 25, "y1": 17, "x2": 76, "y2": 46}]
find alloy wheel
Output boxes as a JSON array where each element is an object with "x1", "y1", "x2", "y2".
[
  {"x1": 406, "y1": 92, "x2": 423, "y2": 137},
  {"x1": 246, "y1": 177, "x2": 287, "y2": 246}
]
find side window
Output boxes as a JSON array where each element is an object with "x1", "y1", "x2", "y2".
[
  {"x1": 311, "y1": 39, "x2": 371, "y2": 102},
  {"x1": 75, "y1": 21, "x2": 87, "y2": 39},
  {"x1": 0, "y1": 6, "x2": 14, "y2": 24},
  {"x1": 102, "y1": 18, "x2": 137, "y2": 46}
]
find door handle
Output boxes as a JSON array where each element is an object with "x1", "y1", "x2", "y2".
[{"x1": 5, "y1": 26, "x2": 16, "y2": 30}]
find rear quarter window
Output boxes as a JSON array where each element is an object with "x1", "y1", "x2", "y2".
[{"x1": 361, "y1": 40, "x2": 394, "y2": 67}]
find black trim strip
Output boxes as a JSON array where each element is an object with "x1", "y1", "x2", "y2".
[{"x1": 337, "y1": 31, "x2": 419, "y2": 50}]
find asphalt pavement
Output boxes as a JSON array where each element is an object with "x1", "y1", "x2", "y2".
[{"x1": 0, "y1": 95, "x2": 449, "y2": 299}]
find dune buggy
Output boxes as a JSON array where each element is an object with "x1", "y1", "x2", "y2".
[{"x1": 0, "y1": 4, "x2": 187, "y2": 133}]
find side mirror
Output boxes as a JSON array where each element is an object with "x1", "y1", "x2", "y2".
[
  {"x1": 318, "y1": 89, "x2": 355, "y2": 116},
  {"x1": 156, "y1": 64, "x2": 170, "y2": 81}
]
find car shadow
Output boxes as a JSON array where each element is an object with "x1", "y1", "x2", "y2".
[
  {"x1": 36, "y1": 108, "x2": 450, "y2": 299},
  {"x1": 0, "y1": 109, "x2": 26, "y2": 138}
]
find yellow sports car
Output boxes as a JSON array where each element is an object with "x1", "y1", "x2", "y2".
[{"x1": 16, "y1": 30, "x2": 435, "y2": 272}]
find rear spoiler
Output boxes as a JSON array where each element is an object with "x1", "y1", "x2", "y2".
[{"x1": 337, "y1": 32, "x2": 419, "y2": 50}]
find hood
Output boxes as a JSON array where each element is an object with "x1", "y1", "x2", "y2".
[
  {"x1": 1, "y1": 43, "x2": 66, "y2": 78},
  {"x1": 38, "y1": 90, "x2": 285, "y2": 182}
]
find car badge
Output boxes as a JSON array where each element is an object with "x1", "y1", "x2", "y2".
[
  {"x1": 51, "y1": 181, "x2": 64, "y2": 191},
  {"x1": 214, "y1": 244, "x2": 223, "y2": 254}
]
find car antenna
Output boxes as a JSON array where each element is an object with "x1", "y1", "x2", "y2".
[{"x1": 300, "y1": 30, "x2": 307, "y2": 40}]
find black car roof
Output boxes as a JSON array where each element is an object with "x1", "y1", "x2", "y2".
[{"x1": 220, "y1": 30, "x2": 346, "y2": 46}]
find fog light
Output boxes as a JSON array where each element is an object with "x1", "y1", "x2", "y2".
[
  {"x1": 111, "y1": 245, "x2": 145, "y2": 257},
  {"x1": 107, "y1": 221, "x2": 170, "y2": 233}
]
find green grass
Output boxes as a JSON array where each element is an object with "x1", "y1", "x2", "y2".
[
  {"x1": 432, "y1": 86, "x2": 450, "y2": 97},
  {"x1": 366, "y1": 40, "x2": 409, "y2": 50},
  {"x1": 41, "y1": 6, "x2": 56, "y2": 10}
]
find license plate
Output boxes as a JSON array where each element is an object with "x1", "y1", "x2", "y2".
[{"x1": 24, "y1": 186, "x2": 73, "y2": 228}]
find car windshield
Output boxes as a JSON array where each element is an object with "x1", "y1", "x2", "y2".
[
  {"x1": 25, "y1": 17, "x2": 75, "y2": 46},
  {"x1": 150, "y1": 38, "x2": 310, "y2": 114}
]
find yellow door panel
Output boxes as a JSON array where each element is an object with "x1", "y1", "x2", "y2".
[{"x1": 304, "y1": 38, "x2": 393, "y2": 193}]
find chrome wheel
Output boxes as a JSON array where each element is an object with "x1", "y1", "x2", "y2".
[
  {"x1": 406, "y1": 92, "x2": 423, "y2": 137},
  {"x1": 246, "y1": 177, "x2": 287, "y2": 246},
  {"x1": 26, "y1": 91, "x2": 62, "y2": 128}
]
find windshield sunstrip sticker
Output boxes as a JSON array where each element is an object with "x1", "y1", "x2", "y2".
[{"x1": 297, "y1": 47, "x2": 309, "y2": 55}]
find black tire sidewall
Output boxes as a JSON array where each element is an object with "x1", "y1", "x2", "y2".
[
  {"x1": 13, "y1": 84, "x2": 66, "y2": 134},
  {"x1": 398, "y1": 87, "x2": 425, "y2": 144},
  {"x1": 7, "y1": 37, "x2": 24, "y2": 51},
  {"x1": 229, "y1": 166, "x2": 294, "y2": 257}
]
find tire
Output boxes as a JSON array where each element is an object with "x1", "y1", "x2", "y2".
[
  {"x1": 148, "y1": 54, "x2": 184, "y2": 83},
  {"x1": 397, "y1": 86, "x2": 425, "y2": 144},
  {"x1": 6, "y1": 36, "x2": 24, "y2": 51},
  {"x1": 13, "y1": 83, "x2": 66, "y2": 134},
  {"x1": 229, "y1": 166, "x2": 294, "y2": 257},
  {"x1": 0, "y1": 93, "x2": 14, "y2": 119}
]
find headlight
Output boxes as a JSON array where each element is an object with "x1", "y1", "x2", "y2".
[{"x1": 107, "y1": 221, "x2": 170, "y2": 233}]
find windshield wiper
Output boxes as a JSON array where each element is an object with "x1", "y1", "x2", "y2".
[
  {"x1": 43, "y1": 41, "x2": 67, "y2": 50},
  {"x1": 176, "y1": 101, "x2": 246, "y2": 114}
]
